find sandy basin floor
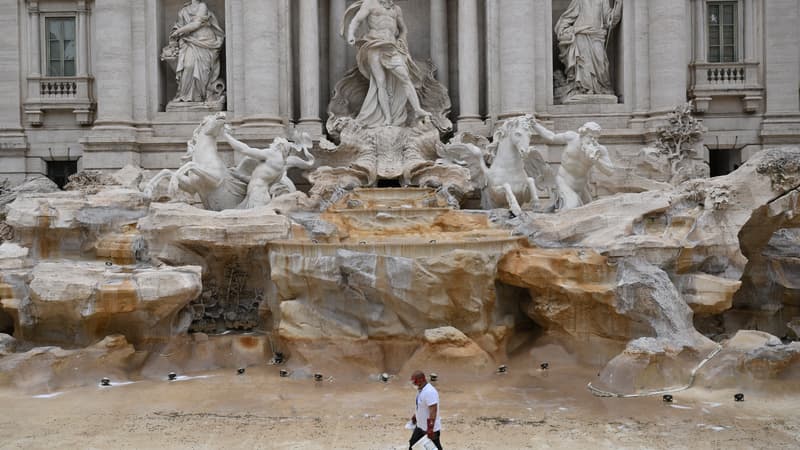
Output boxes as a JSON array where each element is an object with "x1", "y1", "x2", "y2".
[{"x1": 1, "y1": 357, "x2": 799, "y2": 450}]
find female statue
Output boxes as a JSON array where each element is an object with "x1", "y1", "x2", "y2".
[{"x1": 168, "y1": 0, "x2": 225, "y2": 105}]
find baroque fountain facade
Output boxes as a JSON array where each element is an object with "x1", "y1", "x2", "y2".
[{"x1": 1, "y1": 0, "x2": 800, "y2": 398}]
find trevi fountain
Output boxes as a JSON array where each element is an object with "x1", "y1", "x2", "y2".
[{"x1": 1, "y1": 0, "x2": 800, "y2": 448}]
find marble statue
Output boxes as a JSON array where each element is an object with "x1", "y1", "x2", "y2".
[
  {"x1": 437, "y1": 116, "x2": 555, "y2": 217},
  {"x1": 343, "y1": 0, "x2": 430, "y2": 128},
  {"x1": 530, "y1": 118, "x2": 614, "y2": 210},
  {"x1": 144, "y1": 112, "x2": 248, "y2": 211},
  {"x1": 161, "y1": 0, "x2": 226, "y2": 111},
  {"x1": 328, "y1": 0, "x2": 451, "y2": 134},
  {"x1": 313, "y1": 0, "x2": 457, "y2": 205},
  {"x1": 222, "y1": 128, "x2": 316, "y2": 209},
  {"x1": 555, "y1": 0, "x2": 622, "y2": 103}
]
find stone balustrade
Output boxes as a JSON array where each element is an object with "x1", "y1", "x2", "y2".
[
  {"x1": 690, "y1": 62, "x2": 763, "y2": 113},
  {"x1": 24, "y1": 75, "x2": 94, "y2": 125}
]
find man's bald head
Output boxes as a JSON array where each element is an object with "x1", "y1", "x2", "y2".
[{"x1": 411, "y1": 371, "x2": 426, "y2": 388}]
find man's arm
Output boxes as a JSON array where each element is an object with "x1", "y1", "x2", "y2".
[
  {"x1": 347, "y1": 3, "x2": 371, "y2": 45},
  {"x1": 223, "y1": 129, "x2": 267, "y2": 160},
  {"x1": 396, "y1": 6, "x2": 408, "y2": 42},
  {"x1": 531, "y1": 121, "x2": 576, "y2": 145},
  {"x1": 592, "y1": 145, "x2": 615, "y2": 176},
  {"x1": 171, "y1": 4, "x2": 209, "y2": 38},
  {"x1": 285, "y1": 146, "x2": 315, "y2": 170},
  {"x1": 426, "y1": 403, "x2": 438, "y2": 439}
]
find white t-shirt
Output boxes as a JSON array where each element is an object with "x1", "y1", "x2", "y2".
[{"x1": 415, "y1": 383, "x2": 442, "y2": 432}]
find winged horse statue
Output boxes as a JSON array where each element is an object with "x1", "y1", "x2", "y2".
[
  {"x1": 436, "y1": 115, "x2": 555, "y2": 216},
  {"x1": 143, "y1": 112, "x2": 249, "y2": 211}
]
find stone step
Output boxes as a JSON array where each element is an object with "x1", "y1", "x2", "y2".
[{"x1": 269, "y1": 236, "x2": 525, "y2": 259}]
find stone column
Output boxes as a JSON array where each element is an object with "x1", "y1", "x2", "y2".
[
  {"x1": 430, "y1": 0, "x2": 449, "y2": 89},
  {"x1": 328, "y1": 0, "x2": 348, "y2": 97},
  {"x1": 485, "y1": 0, "x2": 500, "y2": 125},
  {"x1": 0, "y1": 0, "x2": 27, "y2": 183},
  {"x1": 23, "y1": 1, "x2": 43, "y2": 125},
  {"x1": 240, "y1": 0, "x2": 284, "y2": 136},
  {"x1": 297, "y1": 0, "x2": 322, "y2": 135},
  {"x1": 647, "y1": 0, "x2": 689, "y2": 114},
  {"x1": 631, "y1": 0, "x2": 650, "y2": 122},
  {"x1": 92, "y1": 0, "x2": 134, "y2": 128},
  {"x1": 497, "y1": 0, "x2": 536, "y2": 119},
  {"x1": 28, "y1": 2, "x2": 41, "y2": 77},
  {"x1": 457, "y1": 0, "x2": 482, "y2": 132},
  {"x1": 744, "y1": 0, "x2": 755, "y2": 60},
  {"x1": 77, "y1": 2, "x2": 89, "y2": 76},
  {"x1": 693, "y1": 0, "x2": 706, "y2": 62}
]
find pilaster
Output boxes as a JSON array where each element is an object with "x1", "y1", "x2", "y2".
[
  {"x1": 0, "y1": 0, "x2": 27, "y2": 182},
  {"x1": 457, "y1": 0, "x2": 483, "y2": 133},
  {"x1": 647, "y1": 0, "x2": 690, "y2": 116},
  {"x1": 497, "y1": 0, "x2": 536, "y2": 119},
  {"x1": 297, "y1": 0, "x2": 322, "y2": 136},
  {"x1": 239, "y1": 0, "x2": 285, "y2": 138},
  {"x1": 82, "y1": 0, "x2": 138, "y2": 170},
  {"x1": 761, "y1": 0, "x2": 800, "y2": 143}
]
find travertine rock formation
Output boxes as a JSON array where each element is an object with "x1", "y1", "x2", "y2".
[
  {"x1": 0, "y1": 335, "x2": 139, "y2": 390},
  {"x1": 0, "y1": 333, "x2": 16, "y2": 355},
  {"x1": 270, "y1": 201, "x2": 524, "y2": 373},
  {"x1": 138, "y1": 202, "x2": 291, "y2": 253},
  {"x1": 500, "y1": 147, "x2": 800, "y2": 394},
  {"x1": 1, "y1": 262, "x2": 202, "y2": 347},
  {"x1": 5, "y1": 188, "x2": 148, "y2": 261},
  {"x1": 695, "y1": 330, "x2": 800, "y2": 390},
  {"x1": 400, "y1": 326, "x2": 494, "y2": 377},
  {"x1": 0, "y1": 177, "x2": 59, "y2": 215}
]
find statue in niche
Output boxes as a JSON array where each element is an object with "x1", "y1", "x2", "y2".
[
  {"x1": 343, "y1": 0, "x2": 432, "y2": 128},
  {"x1": 530, "y1": 119, "x2": 615, "y2": 210},
  {"x1": 222, "y1": 127, "x2": 316, "y2": 209},
  {"x1": 555, "y1": 0, "x2": 622, "y2": 104},
  {"x1": 313, "y1": 0, "x2": 462, "y2": 207},
  {"x1": 161, "y1": 0, "x2": 226, "y2": 111}
]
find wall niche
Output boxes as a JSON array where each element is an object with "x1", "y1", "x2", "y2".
[
  {"x1": 158, "y1": 0, "x2": 227, "y2": 112},
  {"x1": 551, "y1": 0, "x2": 624, "y2": 105}
]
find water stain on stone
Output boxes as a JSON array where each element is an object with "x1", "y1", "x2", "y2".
[{"x1": 237, "y1": 336, "x2": 259, "y2": 349}]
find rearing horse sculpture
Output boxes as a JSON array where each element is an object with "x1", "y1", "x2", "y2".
[
  {"x1": 437, "y1": 115, "x2": 554, "y2": 216},
  {"x1": 143, "y1": 112, "x2": 248, "y2": 211}
]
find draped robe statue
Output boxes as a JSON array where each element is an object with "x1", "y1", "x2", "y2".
[
  {"x1": 555, "y1": 0, "x2": 622, "y2": 102},
  {"x1": 328, "y1": 0, "x2": 451, "y2": 132},
  {"x1": 342, "y1": 0, "x2": 428, "y2": 128},
  {"x1": 162, "y1": 0, "x2": 226, "y2": 110}
]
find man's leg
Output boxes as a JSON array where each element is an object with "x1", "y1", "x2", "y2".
[
  {"x1": 367, "y1": 53, "x2": 392, "y2": 125},
  {"x1": 390, "y1": 64, "x2": 429, "y2": 119},
  {"x1": 409, "y1": 427, "x2": 425, "y2": 450},
  {"x1": 430, "y1": 431, "x2": 442, "y2": 450}
]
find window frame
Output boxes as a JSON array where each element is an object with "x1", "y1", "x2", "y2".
[
  {"x1": 704, "y1": 0, "x2": 744, "y2": 63},
  {"x1": 42, "y1": 13, "x2": 78, "y2": 77}
]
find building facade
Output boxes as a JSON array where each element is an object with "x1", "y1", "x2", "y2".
[{"x1": 1, "y1": 0, "x2": 798, "y2": 186}]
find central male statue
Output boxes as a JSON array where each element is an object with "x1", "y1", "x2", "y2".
[{"x1": 343, "y1": 0, "x2": 430, "y2": 128}]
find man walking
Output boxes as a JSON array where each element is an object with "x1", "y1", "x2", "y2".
[{"x1": 409, "y1": 371, "x2": 442, "y2": 449}]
